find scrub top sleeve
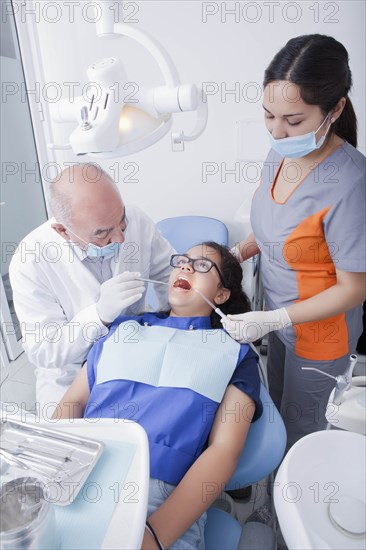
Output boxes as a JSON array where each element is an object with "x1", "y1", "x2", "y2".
[
  {"x1": 229, "y1": 346, "x2": 263, "y2": 421},
  {"x1": 324, "y1": 179, "x2": 366, "y2": 272}
]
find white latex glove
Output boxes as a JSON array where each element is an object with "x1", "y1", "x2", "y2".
[
  {"x1": 230, "y1": 246, "x2": 242, "y2": 262},
  {"x1": 96, "y1": 271, "x2": 145, "y2": 325},
  {"x1": 221, "y1": 308, "x2": 292, "y2": 343}
]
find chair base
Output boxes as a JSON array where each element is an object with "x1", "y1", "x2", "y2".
[
  {"x1": 205, "y1": 508, "x2": 277, "y2": 550},
  {"x1": 205, "y1": 508, "x2": 242, "y2": 550},
  {"x1": 226, "y1": 486, "x2": 252, "y2": 501},
  {"x1": 238, "y1": 522, "x2": 276, "y2": 550}
]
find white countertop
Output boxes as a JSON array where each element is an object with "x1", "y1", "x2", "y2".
[{"x1": 1, "y1": 414, "x2": 150, "y2": 550}]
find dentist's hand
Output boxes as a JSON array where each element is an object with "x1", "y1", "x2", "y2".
[
  {"x1": 221, "y1": 308, "x2": 292, "y2": 343},
  {"x1": 96, "y1": 272, "x2": 145, "y2": 325}
]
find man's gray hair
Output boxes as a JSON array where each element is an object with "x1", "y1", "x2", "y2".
[{"x1": 49, "y1": 181, "x2": 72, "y2": 225}]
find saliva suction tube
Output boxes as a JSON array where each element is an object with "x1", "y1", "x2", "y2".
[{"x1": 302, "y1": 354, "x2": 358, "y2": 406}]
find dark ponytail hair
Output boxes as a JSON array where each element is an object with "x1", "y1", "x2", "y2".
[
  {"x1": 201, "y1": 242, "x2": 251, "y2": 328},
  {"x1": 263, "y1": 34, "x2": 357, "y2": 147}
]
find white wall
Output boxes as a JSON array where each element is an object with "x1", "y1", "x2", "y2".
[{"x1": 15, "y1": 0, "x2": 366, "y2": 249}]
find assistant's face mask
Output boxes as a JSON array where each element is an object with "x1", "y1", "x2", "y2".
[
  {"x1": 65, "y1": 227, "x2": 121, "y2": 258},
  {"x1": 267, "y1": 113, "x2": 333, "y2": 158}
]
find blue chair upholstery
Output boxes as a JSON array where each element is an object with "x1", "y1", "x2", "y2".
[
  {"x1": 205, "y1": 508, "x2": 243, "y2": 550},
  {"x1": 205, "y1": 384, "x2": 287, "y2": 549},
  {"x1": 225, "y1": 384, "x2": 286, "y2": 490},
  {"x1": 157, "y1": 215, "x2": 229, "y2": 251}
]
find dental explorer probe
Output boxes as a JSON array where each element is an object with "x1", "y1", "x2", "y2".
[
  {"x1": 137, "y1": 277, "x2": 169, "y2": 285},
  {"x1": 191, "y1": 287, "x2": 229, "y2": 321}
]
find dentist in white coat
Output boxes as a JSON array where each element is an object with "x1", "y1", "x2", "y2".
[{"x1": 10, "y1": 164, "x2": 174, "y2": 413}]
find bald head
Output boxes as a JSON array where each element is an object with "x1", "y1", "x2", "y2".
[
  {"x1": 50, "y1": 163, "x2": 126, "y2": 248},
  {"x1": 49, "y1": 164, "x2": 121, "y2": 226}
]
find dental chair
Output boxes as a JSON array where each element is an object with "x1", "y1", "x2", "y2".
[
  {"x1": 204, "y1": 383, "x2": 287, "y2": 550},
  {"x1": 151, "y1": 215, "x2": 286, "y2": 548},
  {"x1": 157, "y1": 215, "x2": 229, "y2": 250}
]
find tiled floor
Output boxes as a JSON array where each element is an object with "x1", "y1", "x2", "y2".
[{"x1": 0, "y1": 352, "x2": 36, "y2": 414}]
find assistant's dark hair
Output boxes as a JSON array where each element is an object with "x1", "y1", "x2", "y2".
[
  {"x1": 263, "y1": 34, "x2": 357, "y2": 147},
  {"x1": 201, "y1": 241, "x2": 251, "y2": 328}
]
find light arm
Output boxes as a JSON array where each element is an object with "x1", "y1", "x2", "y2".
[
  {"x1": 48, "y1": 9, "x2": 207, "y2": 155},
  {"x1": 114, "y1": 23, "x2": 180, "y2": 88}
]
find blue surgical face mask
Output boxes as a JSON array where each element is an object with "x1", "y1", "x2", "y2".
[
  {"x1": 84, "y1": 242, "x2": 121, "y2": 258},
  {"x1": 65, "y1": 227, "x2": 121, "y2": 258},
  {"x1": 267, "y1": 113, "x2": 333, "y2": 158}
]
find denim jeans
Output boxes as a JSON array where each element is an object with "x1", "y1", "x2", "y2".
[{"x1": 147, "y1": 478, "x2": 207, "y2": 549}]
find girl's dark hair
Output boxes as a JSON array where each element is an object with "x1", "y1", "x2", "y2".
[
  {"x1": 263, "y1": 34, "x2": 357, "y2": 147},
  {"x1": 201, "y1": 241, "x2": 251, "y2": 328}
]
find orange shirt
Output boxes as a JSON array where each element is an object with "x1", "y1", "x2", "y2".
[{"x1": 251, "y1": 142, "x2": 365, "y2": 360}]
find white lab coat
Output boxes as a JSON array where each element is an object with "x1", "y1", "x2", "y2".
[{"x1": 9, "y1": 206, "x2": 175, "y2": 410}]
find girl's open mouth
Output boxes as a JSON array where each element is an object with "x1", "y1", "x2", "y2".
[{"x1": 173, "y1": 277, "x2": 192, "y2": 291}]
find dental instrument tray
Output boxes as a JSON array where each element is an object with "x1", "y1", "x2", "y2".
[{"x1": 0, "y1": 419, "x2": 104, "y2": 506}]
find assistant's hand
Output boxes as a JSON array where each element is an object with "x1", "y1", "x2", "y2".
[
  {"x1": 221, "y1": 308, "x2": 292, "y2": 343},
  {"x1": 96, "y1": 271, "x2": 145, "y2": 325},
  {"x1": 230, "y1": 246, "x2": 242, "y2": 262}
]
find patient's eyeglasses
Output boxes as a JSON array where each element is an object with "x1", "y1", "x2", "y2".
[{"x1": 170, "y1": 254, "x2": 226, "y2": 287}]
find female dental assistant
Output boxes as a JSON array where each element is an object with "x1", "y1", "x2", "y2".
[{"x1": 223, "y1": 34, "x2": 366, "y2": 448}]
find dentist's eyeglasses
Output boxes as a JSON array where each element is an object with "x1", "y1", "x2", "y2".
[{"x1": 170, "y1": 254, "x2": 226, "y2": 287}]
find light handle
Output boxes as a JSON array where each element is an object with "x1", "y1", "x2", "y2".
[{"x1": 172, "y1": 90, "x2": 208, "y2": 144}]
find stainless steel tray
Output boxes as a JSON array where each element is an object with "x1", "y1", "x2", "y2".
[{"x1": 0, "y1": 419, "x2": 104, "y2": 506}]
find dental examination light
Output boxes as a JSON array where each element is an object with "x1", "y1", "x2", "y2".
[{"x1": 48, "y1": 1, "x2": 207, "y2": 157}]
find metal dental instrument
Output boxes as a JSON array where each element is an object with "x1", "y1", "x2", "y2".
[
  {"x1": 3, "y1": 446, "x2": 65, "y2": 467},
  {"x1": 138, "y1": 278, "x2": 169, "y2": 285},
  {"x1": 0, "y1": 448, "x2": 64, "y2": 484},
  {"x1": 191, "y1": 287, "x2": 229, "y2": 320},
  {"x1": 0, "y1": 448, "x2": 87, "y2": 484}
]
